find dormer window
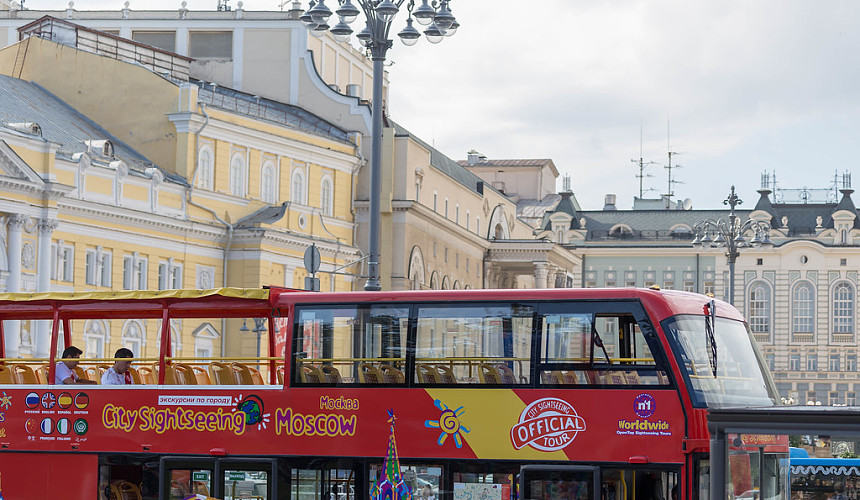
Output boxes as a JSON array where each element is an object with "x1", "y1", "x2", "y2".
[{"x1": 84, "y1": 139, "x2": 114, "y2": 158}]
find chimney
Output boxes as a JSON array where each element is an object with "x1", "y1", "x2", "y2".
[
  {"x1": 346, "y1": 84, "x2": 362, "y2": 97},
  {"x1": 467, "y1": 149, "x2": 483, "y2": 166},
  {"x1": 603, "y1": 194, "x2": 617, "y2": 211}
]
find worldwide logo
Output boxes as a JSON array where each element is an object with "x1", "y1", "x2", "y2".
[
  {"x1": 510, "y1": 397, "x2": 586, "y2": 452},
  {"x1": 633, "y1": 394, "x2": 655, "y2": 418},
  {"x1": 74, "y1": 418, "x2": 88, "y2": 436},
  {"x1": 41, "y1": 392, "x2": 57, "y2": 410}
]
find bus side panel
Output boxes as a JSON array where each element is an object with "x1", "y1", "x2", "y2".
[{"x1": 0, "y1": 452, "x2": 98, "y2": 498}]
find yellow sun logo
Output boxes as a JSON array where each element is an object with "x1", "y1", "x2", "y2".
[
  {"x1": 424, "y1": 399, "x2": 469, "y2": 448},
  {"x1": 0, "y1": 391, "x2": 11, "y2": 410}
]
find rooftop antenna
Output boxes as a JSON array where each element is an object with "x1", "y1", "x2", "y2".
[
  {"x1": 562, "y1": 174, "x2": 571, "y2": 192},
  {"x1": 630, "y1": 121, "x2": 657, "y2": 198},
  {"x1": 665, "y1": 117, "x2": 683, "y2": 206}
]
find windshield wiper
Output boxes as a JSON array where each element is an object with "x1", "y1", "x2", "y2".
[{"x1": 704, "y1": 300, "x2": 717, "y2": 378}]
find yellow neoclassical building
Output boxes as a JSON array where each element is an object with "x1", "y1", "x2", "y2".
[{"x1": 0, "y1": 24, "x2": 363, "y2": 360}]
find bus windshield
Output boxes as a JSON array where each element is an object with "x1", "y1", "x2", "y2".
[{"x1": 663, "y1": 314, "x2": 779, "y2": 408}]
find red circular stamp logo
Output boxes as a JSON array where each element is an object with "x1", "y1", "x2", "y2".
[{"x1": 510, "y1": 397, "x2": 586, "y2": 452}]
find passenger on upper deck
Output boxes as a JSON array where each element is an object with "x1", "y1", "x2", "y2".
[
  {"x1": 55, "y1": 346, "x2": 97, "y2": 385},
  {"x1": 101, "y1": 348, "x2": 134, "y2": 385}
]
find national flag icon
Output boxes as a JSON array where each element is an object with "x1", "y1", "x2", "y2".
[
  {"x1": 56, "y1": 418, "x2": 71, "y2": 435},
  {"x1": 58, "y1": 392, "x2": 73, "y2": 409},
  {"x1": 74, "y1": 392, "x2": 89, "y2": 409},
  {"x1": 25, "y1": 392, "x2": 39, "y2": 409},
  {"x1": 41, "y1": 392, "x2": 57, "y2": 409},
  {"x1": 40, "y1": 417, "x2": 53, "y2": 434},
  {"x1": 24, "y1": 418, "x2": 36, "y2": 434},
  {"x1": 74, "y1": 418, "x2": 89, "y2": 436}
]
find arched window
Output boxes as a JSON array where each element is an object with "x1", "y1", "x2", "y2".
[
  {"x1": 747, "y1": 281, "x2": 771, "y2": 338},
  {"x1": 321, "y1": 176, "x2": 333, "y2": 216},
  {"x1": 122, "y1": 320, "x2": 144, "y2": 356},
  {"x1": 83, "y1": 319, "x2": 108, "y2": 359},
  {"x1": 833, "y1": 281, "x2": 855, "y2": 335},
  {"x1": 494, "y1": 224, "x2": 504, "y2": 240},
  {"x1": 261, "y1": 161, "x2": 276, "y2": 203},
  {"x1": 197, "y1": 147, "x2": 213, "y2": 189},
  {"x1": 292, "y1": 169, "x2": 305, "y2": 205},
  {"x1": 792, "y1": 282, "x2": 815, "y2": 335},
  {"x1": 230, "y1": 154, "x2": 245, "y2": 197}
]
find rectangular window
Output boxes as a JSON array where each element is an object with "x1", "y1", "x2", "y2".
[
  {"x1": 537, "y1": 304, "x2": 666, "y2": 387},
  {"x1": 830, "y1": 353, "x2": 841, "y2": 372},
  {"x1": 293, "y1": 305, "x2": 409, "y2": 385},
  {"x1": 131, "y1": 31, "x2": 176, "y2": 52},
  {"x1": 830, "y1": 391, "x2": 841, "y2": 406},
  {"x1": 766, "y1": 354, "x2": 775, "y2": 371},
  {"x1": 807, "y1": 354, "x2": 818, "y2": 371},
  {"x1": 704, "y1": 281, "x2": 715, "y2": 296},
  {"x1": 158, "y1": 261, "x2": 183, "y2": 290},
  {"x1": 663, "y1": 281, "x2": 675, "y2": 290},
  {"x1": 188, "y1": 31, "x2": 232, "y2": 58},
  {"x1": 51, "y1": 243, "x2": 74, "y2": 282},
  {"x1": 789, "y1": 354, "x2": 801, "y2": 371},
  {"x1": 683, "y1": 281, "x2": 695, "y2": 292},
  {"x1": 123, "y1": 256, "x2": 148, "y2": 290},
  {"x1": 848, "y1": 392, "x2": 856, "y2": 406},
  {"x1": 85, "y1": 249, "x2": 111, "y2": 286},
  {"x1": 415, "y1": 303, "x2": 533, "y2": 385},
  {"x1": 847, "y1": 354, "x2": 857, "y2": 371}
]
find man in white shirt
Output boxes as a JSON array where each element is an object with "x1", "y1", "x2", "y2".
[
  {"x1": 101, "y1": 348, "x2": 134, "y2": 385},
  {"x1": 55, "y1": 345, "x2": 98, "y2": 385}
]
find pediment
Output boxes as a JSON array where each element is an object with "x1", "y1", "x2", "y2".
[{"x1": 0, "y1": 140, "x2": 45, "y2": 184}]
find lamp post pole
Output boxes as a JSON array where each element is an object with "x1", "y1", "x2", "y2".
[
  {"x1": 300, "y1": 0, "x2": 458, "y2": 291},
  {"x1": 692, "y1": 186, "x2": 772, "y2": 305}
]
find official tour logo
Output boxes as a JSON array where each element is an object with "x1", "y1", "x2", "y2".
[{"x1": 510, "y1": 397, "x2": 586, "y2": 452}]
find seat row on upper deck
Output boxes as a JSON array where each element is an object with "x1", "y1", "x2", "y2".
[{"x1": 0, "y1": 361, "x2": 279, "y2": 385}]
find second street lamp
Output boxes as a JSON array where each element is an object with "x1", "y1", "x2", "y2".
[
  {"x1": 692, "y1": 186, "x2": 772, "y2": 305},
  {"x1": 300, "y1": 0, "x2": 458, "y2": 291}
]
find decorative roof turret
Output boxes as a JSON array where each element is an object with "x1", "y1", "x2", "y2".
[
  {"x1": 753, "y1": 188, "x2": 773, "y2": 213},
  {"x1": 835, "y1": 188, "x2": 856, "y2": 213}
]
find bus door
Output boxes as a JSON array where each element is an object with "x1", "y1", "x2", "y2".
[
  {"x1": 602, "y1": 467, "x2": 679, "y2": 500},
  {"x1": 217, "y1": 458, "x2": 277, "y2": 500},
  {"x1": 519, "y1": 465, "x2": 599, "y2": 500},
  {"x1": 159, "y1": 456, "x2": 277, "y2": 500},
  {"x1": 160, "y1": 456, "x2": 216, "y2": 500}
]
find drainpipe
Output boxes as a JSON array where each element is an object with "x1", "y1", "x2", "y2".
[
  {"x1": 350, "y1": 146, "x2": 369, "y2": 284},
  {"x1": 315, "y1": 209, "x2": 344, "y2": 291},
  {"x1": 185, "y1": 102, "x2": 234, "y2": 357}
]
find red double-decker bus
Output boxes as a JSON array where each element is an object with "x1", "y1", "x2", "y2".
[{"x1": 0, "y1": 287, "x2": 781, "y2": 500}]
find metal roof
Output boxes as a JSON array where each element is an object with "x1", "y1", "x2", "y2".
[{"x1": 0, "y1": 74, "x2": 155, "y2": 169}]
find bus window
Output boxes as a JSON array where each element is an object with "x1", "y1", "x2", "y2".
[
  {"x1": 293, "y1": 305, "x2": 410, "y2": 385},
  {"x1": 519, "y1": 465, "x2": 598, "y2": 500},
  {"x1": 414, "y1": 303, "x2": 534, "y2": 385},
  {"x1": 537, "y1": 303, "x2": 670, "y2": 387},
  {"x1": 291, "y1": 464, "x2": 356, "y2": 500},
  {"x1": 662, "y1": 315, "x2": 779, "y2": 408}
]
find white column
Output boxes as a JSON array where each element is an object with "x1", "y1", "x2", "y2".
[
  {"x1": 534, "y1": 262, "x2": 549, "y2": 289},
  {"x1": 35, "y1": 218, "x2": 57, "y2": 358},
  {"x1": 5, "y1": 215, "x2": 25, "y2": 358}
]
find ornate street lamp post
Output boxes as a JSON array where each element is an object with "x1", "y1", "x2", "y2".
[
  {"x1": 299, "y1": 0, "x2": 458, "y2": 291},
  {"x1": 692, "y1": 186, "x2": 772, "y2": 305}
]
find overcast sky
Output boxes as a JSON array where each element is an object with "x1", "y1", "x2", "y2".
[{"x1": 30, "y1": 0, "x2": 860, "y2": 210}]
